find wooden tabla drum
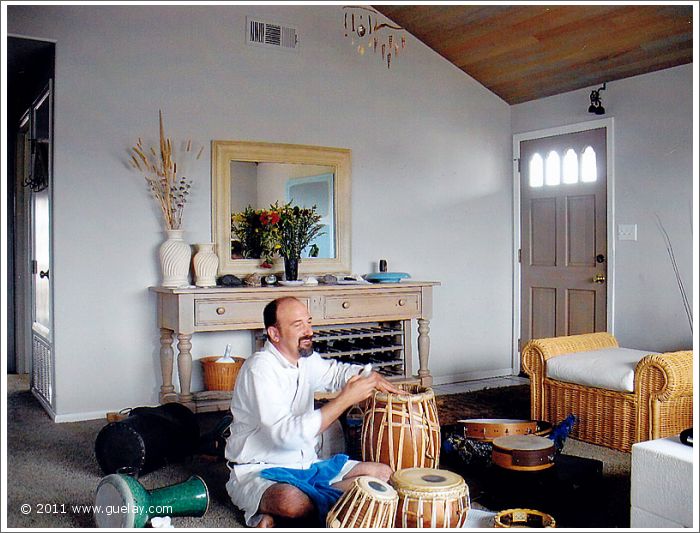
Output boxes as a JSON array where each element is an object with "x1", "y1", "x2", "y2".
[
  {"x1": 326, "y1": 476, "x2": 398, "y2": 528},
  {"x1": 491, "y1": 435, "x2": 555, "y2": 472},
  {"x1": 494, "y1": 508, "x2": 556, "y2": 528},
  {"x1": 390, "y1": 468, "x2": 470, "y2": 528},
  {"x1": 362, "y1": 384, "x2": 441, "y2": 470}
]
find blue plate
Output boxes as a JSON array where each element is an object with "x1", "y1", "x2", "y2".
[{"x1": 364, "y1": 272, "x2": 411, "y2": 283}]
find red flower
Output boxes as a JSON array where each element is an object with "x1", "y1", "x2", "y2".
[{"x1": 259, "y1": 210, "x2": 280, "y2": 226}]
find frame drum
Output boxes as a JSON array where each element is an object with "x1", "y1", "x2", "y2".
[
  {"x1": 362, "y1": 384, "x2": 441, "y2": 470},
  {"x1": 391, "y1": 468, "x2": 470, "y2": 528},
  {"x1": 458, "y1": 419, "x2": 551, "y2": 441},
  {"x1": 491, "y1": 435, "x2": 555, "y2": 472},
  {"x1": 326, "y1": 476, "x2": 398, "y2": 528}
]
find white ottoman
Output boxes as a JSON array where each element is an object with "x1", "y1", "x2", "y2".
[{"x1": 630, "y1": 435, "x2": 693, "y2": 528}]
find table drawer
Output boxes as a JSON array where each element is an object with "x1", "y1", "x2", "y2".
[
  {"x1": 195, "y1": 299, "x2": 267, "y2": 327},
  {"x1": 324, "y1": 293, "x2": 420, "y2": 320}
]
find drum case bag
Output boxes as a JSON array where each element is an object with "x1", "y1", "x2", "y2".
[{"x1": 95, "y1": 403, "x2": 200, "y2": 476}]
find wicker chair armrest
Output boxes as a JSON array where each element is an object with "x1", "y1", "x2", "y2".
[
  {"x1": 635, "y1": 351, "x2": 694, "y2": 401},
  {"x1": 522, "y1": 332, "x2": 618, "y2": 373}
]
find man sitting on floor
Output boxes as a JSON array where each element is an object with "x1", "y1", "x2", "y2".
[{"x1": 225, "y1": 296, "x2": 400, "y2": 528}]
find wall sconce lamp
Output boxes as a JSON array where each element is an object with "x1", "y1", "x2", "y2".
[{"x1": 588, "y1": 83, "x2": 606, "y2": 115}]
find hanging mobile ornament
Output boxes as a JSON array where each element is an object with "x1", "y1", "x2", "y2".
[
  {"x1": 373, "y1": 36, "x2": 378, "y2": 52},
  {"x1": 381, "y1": 43, "x2": 386, "y2": 60},
  {"x1": 387, "y1": 51, "x2": 392, "y2": 69},
  {"x1": 402, "y1": 35, "x2": 406, "y2": 49}
]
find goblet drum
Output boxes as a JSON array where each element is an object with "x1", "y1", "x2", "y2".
[
  {"x1": 491, "y1": 434, "x2": 555, "y2": 472},
  {"x1": 93, "y1": 473, "x2": 209, "y2": 528},
  {"x1": 361, "y1": 384, "x2": 441, "y2": 470},
  {"x1": 390, "y1": 467, "x2": 470, "y2": 528},
  {"x1": 325, "y1": 476, "x2": 398, "y2": 528}
]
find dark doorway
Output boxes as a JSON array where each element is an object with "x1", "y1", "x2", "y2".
[{"x1": 7, "y1": 36, "x2": 55, "y2": 373}]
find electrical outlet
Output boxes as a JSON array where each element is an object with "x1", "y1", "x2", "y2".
[{"x1": 618, "y1": 224, "x2": 637, "y2": 241}]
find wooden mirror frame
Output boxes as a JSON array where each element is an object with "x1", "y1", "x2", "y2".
[{"x1": 212, "y1": 140, "x2": 352, "y2": 277}]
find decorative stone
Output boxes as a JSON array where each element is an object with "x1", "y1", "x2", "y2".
[
  {"x1": 243, "y1": 273, "x2": 262, "y2": 287},
  {"x1": 218, "y1": 274, "x2": 242, "y2": 287}
]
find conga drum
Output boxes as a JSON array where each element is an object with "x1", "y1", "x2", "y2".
[
  {"x1": 362, "y1": 384, "x2": 441, "y2": 470},
  {"x1": 491, "y1": 435, "x2": 555, "y2": 472},
  {"x1": 94, "y1": 473, "x2": 209, "y2": 528},
  {"x1": 390, "y1": 468, "x2": 470, "y2": 528},
  {"x1": 326, "y1": 476, "x2": 398, "y2": 528}
]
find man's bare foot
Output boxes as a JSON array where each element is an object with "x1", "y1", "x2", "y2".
[{"x1": 256, "y1": 514, "x2": 275, "y2": 528}]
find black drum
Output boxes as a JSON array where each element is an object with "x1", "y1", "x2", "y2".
[{"x1": 95, "y1": 403, "x2": 200, "y2": 476}]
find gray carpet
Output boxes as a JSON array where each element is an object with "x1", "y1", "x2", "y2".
[{"x1": 6, "y1": 375, "x2": 630, "y2": 528}]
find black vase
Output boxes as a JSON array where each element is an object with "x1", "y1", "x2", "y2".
[{"x1": 284, "y1": 257, "x2": 299, "y2": 281}]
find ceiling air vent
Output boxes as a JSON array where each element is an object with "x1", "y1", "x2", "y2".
[{"x1": 246, "y1": 17, "x2": 299, "y2": 51}]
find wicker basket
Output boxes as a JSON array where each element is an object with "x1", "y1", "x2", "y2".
[{"x1": 200, "y1": 356, "x2": 245, "y2": 391}]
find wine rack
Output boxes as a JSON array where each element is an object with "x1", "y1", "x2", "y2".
[{"x1": 255, "y1": 321, "x2": 410, "y2": 379}]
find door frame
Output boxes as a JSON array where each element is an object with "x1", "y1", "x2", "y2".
[{"x1": 512, "y1": 118, "x2": 615, "y2": 373}]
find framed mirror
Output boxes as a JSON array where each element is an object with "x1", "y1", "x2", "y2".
[{"x1": 212, "y1": 140, "x2": 351, "y2": 277}]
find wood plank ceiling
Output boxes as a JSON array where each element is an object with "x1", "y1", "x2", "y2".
[{"x1": 373, "y1": 4, "x2": 693, "y2": 104}]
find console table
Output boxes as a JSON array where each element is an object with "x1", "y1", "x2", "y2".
[{"x1": 149, "y1": 281, "x2": 439, "y2": 412}]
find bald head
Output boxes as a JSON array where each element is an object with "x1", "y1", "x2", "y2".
[{"x1": 263, "y1": 297, "x2": 315, "y2": 362}]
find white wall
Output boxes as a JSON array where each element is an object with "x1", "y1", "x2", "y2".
[
  {"x1": 8, "y1": 5, "x2": 513, "y2": 420},
  {"x1": 512, "y1": 65, "x2": 694, "y2": 352}
]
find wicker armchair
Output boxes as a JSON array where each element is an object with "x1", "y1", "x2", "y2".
[{"x1": 522, "y1": 332, "x2": 693, "y2": 452}]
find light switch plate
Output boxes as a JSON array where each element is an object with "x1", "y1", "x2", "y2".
[{"x1": 618, "y1": 224, "x2": 637, "y2": 241}]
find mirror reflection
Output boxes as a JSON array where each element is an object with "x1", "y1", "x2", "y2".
[
  {"x1": 212, "y1": 140, "x2": 351, "y2": 277},
  {"x1": 230, "y1": 162, "x2": 335, "y2": 259}
]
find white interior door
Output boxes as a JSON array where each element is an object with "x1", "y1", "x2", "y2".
[{"x1": 28, "y1": 84, "x2": 55, "y2": 409}]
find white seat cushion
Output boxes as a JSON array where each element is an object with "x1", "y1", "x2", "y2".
[{"x1": 545, "y1": 347, "x2": 658, "y2": 392}]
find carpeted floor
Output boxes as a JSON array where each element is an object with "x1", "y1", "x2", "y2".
[{"x1": 6, "y1": 377, "x2": 630, "y2": 528}]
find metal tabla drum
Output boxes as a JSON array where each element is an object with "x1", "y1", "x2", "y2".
[
  {"x1": 491, "y1": 434, "x2": 555, "y2": 472},
  {"x1": 93, "y1": 473, "x2": 209, "y2": 528},
  {"x1": 390, "y1": 468, "x2": 470, "y2": 528},
  {"x1": 494, "y1": 508, "x2": 556, "y2": 528},
  {"x1": 326, "y1": 476, "x2": 398, "y2": 528},
  {"x1": 362, "y1": 384, "x2": 441, "y2": 470}
]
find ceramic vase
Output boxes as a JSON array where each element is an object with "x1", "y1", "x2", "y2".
[
  {"x1": 159, "y1": 229, "x2": 191, "y2": 288},
  {"x1": 284, "y1": 257, "x2": 299, "y2": 281},
  {"x1": 193, "y1": 243, "x2": 219, "y2": 287}
]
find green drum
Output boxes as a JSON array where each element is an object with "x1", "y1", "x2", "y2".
[{"x1": 94, "y1": 473, "x2": 209, "y2": 528}]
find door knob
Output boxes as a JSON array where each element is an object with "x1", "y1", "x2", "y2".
[
  {"x1": 592, "y1": 273, "x2": 606, "y2": 284},
  {"x1": 39, "y1": 270, "x2": 50, "y2": 279}
]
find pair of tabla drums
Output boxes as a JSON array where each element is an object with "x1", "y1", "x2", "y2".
[
  {"x1": 326, "y1": 468, "x2": 470, "y2": 528},
  {"x1": 459, "y1": 418, "x2": 555, "y2": 471}
]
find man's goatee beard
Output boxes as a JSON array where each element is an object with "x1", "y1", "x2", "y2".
[{"x1": 299, "y1": 337, "x2": 314, "y2": 358}]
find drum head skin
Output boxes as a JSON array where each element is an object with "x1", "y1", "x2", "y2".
[
  {"x1": 356, "y1": 476, "x2": 398, "y2": 501},
  {"x1": 391, "y1": 468, "x2": 465, "y2": 492},
  {"x1": 94, "y1": 474, "x2": 136, "y2": 528},
  {"x1": 492, "y1": 435, "x2": 553, "y2": 451}
]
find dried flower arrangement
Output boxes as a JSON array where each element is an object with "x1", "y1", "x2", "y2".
[{"x1": 130, "y1": 111, "x2": 203, "y2": 230}]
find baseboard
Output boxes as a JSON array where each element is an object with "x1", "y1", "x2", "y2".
[
  {"x1": 431, "y1": 368, "x2": 517, "y2": 386},
  {"x1": 53, "y1": 410, "x2": 110, "y2": 423}
]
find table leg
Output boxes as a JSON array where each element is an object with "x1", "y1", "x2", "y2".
[
  {"x1": 176, "y1": 333, "x2": 193, "y2": 403},
  {"x1": 159, "y1": 328, "x2": 177, "y2": 403},
  {"x1": 417, "y1": 318, "x2": 433, "y2": 386}
]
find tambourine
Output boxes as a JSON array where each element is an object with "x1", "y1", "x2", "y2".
[{"x1": 494, "y1": 508, "x2": 556, "y2": 528}]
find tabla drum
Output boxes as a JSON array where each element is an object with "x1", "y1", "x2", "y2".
[
  {"x1": 362, "y1": 384, "x2": 441, "y2": 470},
  {"x1": 390, "y1": 468, "x2": 470, "y2": 528},
  {"x1": 491, "y1": 435, "x2": 555, "y2": 472},
  {"x1": 93, "y1": 473, "x2": 209, "y2": 528},
  {"x1": 326, "y1": 476, "x2": 398, "y2": 528},
  {"x1": 494, "y1": 508, "x2": 556, "y2": 528}
]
